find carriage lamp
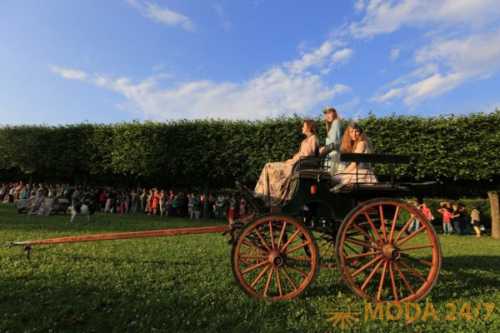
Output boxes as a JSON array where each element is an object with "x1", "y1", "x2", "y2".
[{"x1": 310, "y1": 184, "x2": 318, "y2": 195}]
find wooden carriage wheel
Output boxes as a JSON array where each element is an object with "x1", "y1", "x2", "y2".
[
  {"x1": 231, "y1": 215, "x2": 319, "y2": 301},
  {"x1": 336, "y1": 198, "x2": 441, "y2": 302}
]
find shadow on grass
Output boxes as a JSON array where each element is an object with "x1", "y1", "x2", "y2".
[
  {"x1": 303, "y1": 255, "x2": 500, "y2": 303},
  {"x1": 0, "y1": 273, "x2": 297, "y2": 333}
]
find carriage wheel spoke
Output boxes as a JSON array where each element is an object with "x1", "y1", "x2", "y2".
[
  {"x1": 363, "y1": 212, "x2": 382, "y2": 240},
  {"x1": 287, "y1": 255, "x2": 312, "y2": 262},
  {"x1": 398, "y1": 259, "x2": 426, "y2": 282},
  {"x1": 241, "y1": 239, "x2": 264, "y2": 252},
  {"x1": 286, "y1": 240, "x2": 311, "y2": 255},
  {"x1": 360, "y1": 258, "x2": 384, "y2": 291},
  {"x1": 393, "y1": 262, "x2": 414, "y2": 294},
  {"x1": 280, "y1": 228, "x2": 301, "y2": 252},
  {"x1": 379, "y1": 205, "x2": 387, "y2": 241},
  {"x1": 345, "y1": 251, "x2": 380, "y2": 261},
  {"x1": 263, "y1": 267, "x2": 274, "y2": 297},
  {"x1": 276, "y1": 222, "x2": 287, "y2": 249},
  {"x1": 250, "y1": 264, "x2": 271, "y2": 288},
  {"x1": 399, "y1": 244, "x2": 434, "y2": 252},
  {"x1": 242, "y1": 260, "x2": 269, "y2": 275},
  {"x1": 388, "y1": 206, "x2": 400, "y2": 242},
  {"x1": 287, "y1": 264, "x2": 307, "y2": 279},
  {"x1": 400, "y1": 253, "x2": 433, "y2": 267},
  {"x1": 376, "y1": 260, "x2": 388, "y2": 301},
  {"x1": 352, "y1": 255, "x2": 383, "y2": 278},
  {"x1": 282, "y1": 267, "x2": 298, "y2": 290},
  {"x1": 397, "y1": 226, "x2": 426, "y2": 246},
  {"x1": 254, "y1": 228, "x2": 272, "y2": 252},
  {"x1": 389, "y1": 262, "x2": 399, "y2": 301},
  {"x1": 344, "y1": 242, "x2": 361, "y2": 255},
  {"x1": 269, "y1": 221, "x2": 275, "y2": 250},
  {"x1": 345, "y1": 237, "x2": 375, "y2": 249},
  {"x1": 275, "y1": 268, "x2": 283, "y2": 297},
  {"x1": 394, "y1": 215, "x2": 415, "y2": 242},
  {"x1": 352, "y1": 222, "x2": 376, "y2": 242}
]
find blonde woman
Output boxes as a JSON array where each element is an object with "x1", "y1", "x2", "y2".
[
  {"x1": 319, "y1": 107, "x2": 342, "y2": 175},
  {"x1": 255, "y1": 119, "x2": 319, "y2": 206},
  {"x1": 334, "y1": 122, "x2": 377, "y2": 185}
]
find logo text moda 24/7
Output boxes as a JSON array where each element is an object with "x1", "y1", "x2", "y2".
[{"x1": 327, "y1": 301, "x2": 495, "y2": 330}]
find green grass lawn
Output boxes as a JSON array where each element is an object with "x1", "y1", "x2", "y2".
[{"x1": 0, "y1": 204, "x2": 498, "y2": 332}]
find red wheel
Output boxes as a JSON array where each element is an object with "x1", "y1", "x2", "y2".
[
  {"x1": 232, "y1": 215, "x2": 319, "y2": 301},
  {"x1": 336, "y1": 198, "x2": 441, "y2": 302}
]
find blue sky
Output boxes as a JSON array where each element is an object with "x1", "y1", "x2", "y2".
[{"x1": 2, "y1": 0, "x2": 500, "y2": 124}]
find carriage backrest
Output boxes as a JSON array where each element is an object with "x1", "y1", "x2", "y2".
[{"x1": 340, "y1": 153, "x2": 411, "y2": 165}]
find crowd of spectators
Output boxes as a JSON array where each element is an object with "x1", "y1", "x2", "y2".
[
  {"x1": 0, "y1": 181, "x2": 247, "y2": 220},
  {"x1": 0, "y1": 182, "x2": 486, "y2": 236}
]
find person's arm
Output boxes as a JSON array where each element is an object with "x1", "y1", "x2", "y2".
[
  {"x1": 343, "y1": 141, "x2": 367, "y2": 173},
  {"x1": 287, "y1": 136, "x2": 318, "y2": 164}
]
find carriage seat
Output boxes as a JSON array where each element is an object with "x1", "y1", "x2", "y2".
[{"x1": 291, "y1": 156, "x2": 332, "y2": 182}]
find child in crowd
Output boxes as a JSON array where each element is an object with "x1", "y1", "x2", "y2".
[
  {"x1": 437, "y1": 202, "x2": 453, "y2": 235},
  {"x1": 470, "y1": 208, "x2": 482, "y2": 237}
]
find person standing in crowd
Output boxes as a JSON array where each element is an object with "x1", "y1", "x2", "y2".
[
  {"x1": 193, "y1": 193, "x2": 201, "y2": 219},
  {"x1": 450, "y1": 202, "x2": 468, "y2": 235},
  {"x1": 418, "y1": 199, "x2": 434, "y2": 222},
  {"x1": 130, "y1": 189, "x2": 138, "y2": 214},
  {"x1": 99, "y1": 190, "x2": 107, "y2": 212},
  {"x1": 437, "y1": 202, "x2": 453, "y2": 235},
  {"x1": 166, "y1": 190, "x2": 175, "y2": 217},
  {"x1": 159, "y1": 190, "x2": 165, "y2": 216},
  {"x1": 319, "y1": 107, "x2": 342, "y2": 175},
  {"x1": 470, "y1": 207, "x2": 482, "y2": 237},
  {"x1": 188, "y1": 193, "x2": 195, "y2": 219}
]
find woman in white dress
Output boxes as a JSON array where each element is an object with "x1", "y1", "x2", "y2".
[{"x1": 334, "y1": 122, "x2": 377, "y2": 185}]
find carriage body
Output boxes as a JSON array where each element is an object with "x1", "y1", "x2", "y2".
[{"x1": 231, "y1": 153, "x2": 442, "y2": 302}]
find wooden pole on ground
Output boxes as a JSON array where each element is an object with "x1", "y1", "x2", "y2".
[{"x1": 488, "y1": 191, "x2": 500, "y2": 239}]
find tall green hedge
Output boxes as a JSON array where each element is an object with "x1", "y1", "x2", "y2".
[{"x1": 0, "y1": 111, "x2": 499, "y2": 189}]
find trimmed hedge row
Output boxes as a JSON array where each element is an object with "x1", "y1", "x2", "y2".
[{"x1": 0, "y1": 111, "x2": 499, "y2": 189}]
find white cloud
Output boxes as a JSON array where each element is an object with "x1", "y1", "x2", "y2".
[
  {"x1": 50, "y1": 66, "x2": 87, "y2": 80},
  {"x1": 373, "y1": 88, "x2": 402, "y2": 103},
  {"x1": 127, "y1": 0, "x2": 195, "y2": 31},
  {"x1": 374, "y1": 29, "x2": 500, "y2": 105},
  {"x1": 50, "y1": 40, "x2": 353, "y2": 120},
  {"x1": 354, "y1": 0, "x2": 366, "y2": 12},
  {"x1": 287, "y1": 41, "x2": 336, "y2": 74},
  {"x1": 389, "y1": 48, "x2": 400, "y2": 61},
  {"x1": 350, "y1": 0, "x2": 500, "y2": 38},
  {"x1": 331, "y1": 48, "x2": 354, "y2": 64},
  {"x1": 352, "y1": 1, "x2": 500, "y2": 105}
]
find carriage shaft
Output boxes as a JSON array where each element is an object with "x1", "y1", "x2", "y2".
[{"x1": 10, "y1": 225, "x2": 228, "y2": 247}]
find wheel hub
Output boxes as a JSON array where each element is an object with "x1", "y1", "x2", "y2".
[
  {"x1": 268, "y1": 250, "x2": 285, "y2": 267},
  {"x1": 382, "y1": 243, "x2": 400, "y2": 260}
]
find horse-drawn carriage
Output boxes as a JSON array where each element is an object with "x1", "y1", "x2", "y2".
[
  {"x1": 8, "y1": 153, "x2": 442, "y2": 303},
  {"x1": 228, "y1": 153, "x2": 441, "y2": 302}
]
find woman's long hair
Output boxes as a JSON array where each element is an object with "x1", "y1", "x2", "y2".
[
  {"x1": 303, "y1": 119, "x2": 317, "y2": 135},
  {"x1": 324, "y1": 108, "x2": 339, "y2": 134},
  {"x1": 340, "y1": 123, "x2": 371, "y2": 153}
]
